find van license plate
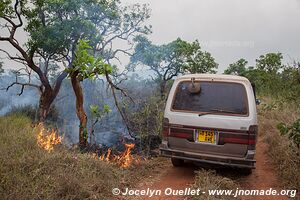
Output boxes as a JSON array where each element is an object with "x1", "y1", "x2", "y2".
[{"x1": 197, "y1": 130, "x2": 215, "y2": 143}]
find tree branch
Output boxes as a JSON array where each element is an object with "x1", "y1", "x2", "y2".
[{"x1": 105, "y1": 72, "x2": 136, "y2": 138}]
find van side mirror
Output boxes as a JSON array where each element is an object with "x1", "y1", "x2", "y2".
[{"x1": 256, "y1": 99, "x2": 261, "y2": 105}]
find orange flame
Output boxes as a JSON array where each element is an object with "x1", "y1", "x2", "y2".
[
  {"x1": 36, "y1": 123, "x2": 62, "y2": 152},
  {"x1": 98, "y1": 143, "x2": 136, "y2": 168}
]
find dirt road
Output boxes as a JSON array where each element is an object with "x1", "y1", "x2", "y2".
[
  {"x1": 237, "y1": 137, "x2": 290, "y2": 200},
  {"x1": 134, "y1": 137, "x2": 290, "y2": 200}
]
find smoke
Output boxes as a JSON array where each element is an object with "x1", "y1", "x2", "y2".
[
  {"x1": 0, "y1": 72, "x2": 156, "y2": 146},
  {"x1": 0, "y1": 75, "x2": 38, "y2": 115},
  {"x1": 53, "y1": 78, "x2": 128, "y2": 146}
]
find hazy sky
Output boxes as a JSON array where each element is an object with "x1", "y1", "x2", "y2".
[
  {"x1": 123, "y1": 0, "x2": 300, "y2": 72},
  {"x1": 1, "y1": 0, "x2": 300, "y2": 73}
]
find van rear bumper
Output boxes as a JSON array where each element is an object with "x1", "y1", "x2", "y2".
[{"x1": 159, "y1": 144, "x2": 255, "y2": 169}]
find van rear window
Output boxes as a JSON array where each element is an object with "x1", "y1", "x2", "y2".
[{"x1": 172, "y1": 81, "x2": 248, "y2": 115}]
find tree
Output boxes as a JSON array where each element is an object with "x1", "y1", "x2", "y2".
[
  {"x1": 180, "y1": 40, "x2": 218, "y2": 74},
  {"x1": 256, "y1": 53, "x2": 283, "y2": 73},
  {"x1": 0, "y1": 0, "x2": 72, "y2": 121},
  {"x1": 68, "y1": 39, "x2": 112, "y2": 147},
  {"x1": 35, "y1": 0, "x2": 150, "y2": 147},
  {"x1": 130, "y1": 36, "x2": 217, "y2": 98},
  {"x1": 1, "y1": 0, "x2": 150, "y2": 147},
  {"x1": 0, "y1": 0, "x2": 150, "y2": 123},
  {"x1": 130, "y1": 36, "x2": 181, "y2": 98},
  {"x1": 224, "y1": 58, "x2": 248, "y2": 76}
]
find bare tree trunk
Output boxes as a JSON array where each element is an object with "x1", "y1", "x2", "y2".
[
  {"x1": 71, "y1": 72, "x2": 88, "y2": 148},
  {"x1": 160, "y1": 80, "x2": 167, "y2": 100}
]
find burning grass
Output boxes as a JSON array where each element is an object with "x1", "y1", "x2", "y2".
[
  {"x1": 95, "y1": 143, "x2": 141, "y2": 168},
  {"x1": 0, "y1": 114, "x2": 168, "y2": 200},
  {"x1": 36, "y1": 123, "x2": 62, "y2": 152},
  {"x1": 35, "y1": 123, "x2": 138, "y2": 169}
]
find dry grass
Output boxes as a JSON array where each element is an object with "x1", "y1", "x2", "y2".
[
  {"x1": 190, "y1": 169, "x2": 238, "y2": 200},
  {"x1": 0, "y1": 114, "x2": 167, "y2": 200},
  {"x1": 258, "y1": 97, "x2": 300, "y2": 191}
]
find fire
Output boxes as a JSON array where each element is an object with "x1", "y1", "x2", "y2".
[
  {"x1": 36, "y1": 123, "x2": 62, "y2": 152},
  {"x1": 98, "y1": 143, "x2": 136, "y2": 168}
]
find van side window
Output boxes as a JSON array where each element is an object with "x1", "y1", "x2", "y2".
[{"x1": 172, "y1": 81, "x2": 248, "y2": 115}]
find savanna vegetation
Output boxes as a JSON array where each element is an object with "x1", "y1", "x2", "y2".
[
  {"x1": 0, "y1": 0, "x2": 300, "y2": 199},
  {"x1": 224, "y1": 53, "x2": 300, "y2": 193},
  {"x1": 0, "y1": 115, "x2": 168, "y2": 199}
]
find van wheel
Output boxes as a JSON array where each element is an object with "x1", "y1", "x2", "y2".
[
  {"x1": 171, "y1": 158, "x2": 184, "y2": 167},
  {"x1": 240, "y1": 168, "x2": 252, "y2": 175}
]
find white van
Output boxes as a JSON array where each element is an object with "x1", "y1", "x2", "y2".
[{"x1": 160, "y1": 74, "x2": 258, "y2": 172}]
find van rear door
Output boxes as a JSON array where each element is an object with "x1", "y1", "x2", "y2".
[{"x1": 166, "y1": 80, "x2": 254, "y2": 158}]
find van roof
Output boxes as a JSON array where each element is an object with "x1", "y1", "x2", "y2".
[{"x1": 177, "y1": 74, "x2": 249, "y2": 82}]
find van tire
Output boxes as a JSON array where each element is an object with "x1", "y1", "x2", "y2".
[
  {"x1": 171, "y1": 158, "x2": 184, "y2": 167},
  {"x1": 240, "y1": 168, "x2": 252, "y2": 175}
]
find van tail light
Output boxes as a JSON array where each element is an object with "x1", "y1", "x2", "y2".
[
  {"x1": 248, "y1": 125, "x2": 258, "y2": 150},
  {"x1": 219, "y1": 125, "x2": 258, "y2": 146},
  {"x1": 161, "y1": 118, "x2": 169, "y2": 140},
  {"x1": 169, "y1": 127, "x2": 194, "y2": 140}
]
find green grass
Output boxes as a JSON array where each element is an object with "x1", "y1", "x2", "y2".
[{"x1": 0, "y1": 114, "x2": 167, "y2": 200}]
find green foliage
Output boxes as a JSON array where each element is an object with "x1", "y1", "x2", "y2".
[
  {"x1": 224, "y1": 58, "x2": 248, "y2": 76},
  {"x1": 23, "y1": 0, "x2": 151, "y2": 61},
  {"x1": 25, "y1": 0, "x2": 116, "y2": 57},
  {"x1": 0, "y1": 0, "x2": 13, "y2": 17},
  {"x1": 223, "y1": 53, "x2": 300, "y2": 100},
  {"x1": 131, "y1": 36, "x2": 217, "y2": 81},
  {"x1": 277, "y1": 120, "x2": 300, "y2": 148},
  {"x1": 126, "y1": 95, "x2": 164, "y2": 154},
  {"x1": 130, "y1": 36, "x2": 217, "y2": 98},
  {"x1": 256, "y1": 52, "x2": 283, "y2": 73},
  {"x1": 89, "y1": 104, "x2": 111, "y2": 119},
  {"x1": 69, "y1": 39, "x2": 112, "y2": 80},
  {"x1": 83, "y1": 127, "x2": 88, "y2": 140},
  {"x1": 179, "y1": 40, "x2": 218, "y2": 74}
]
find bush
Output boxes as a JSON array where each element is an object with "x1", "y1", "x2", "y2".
[
  {"x1": 6, "y1": 104, "x2": 38, "y2": 120},
  {"x1": 277, "y1": 119, "x2": 300, "y2": 149},
  {"x1": 126, "y1": 96, "x2": 164, "y2": 156},
  {"x1": 5, "y1": 104, "x2": 59, "y2": 122},
  {"x1": 259, "y1": 99, "x2": 300, "y2": 191}
]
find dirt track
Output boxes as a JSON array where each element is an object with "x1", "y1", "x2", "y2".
[{"x1": 134, "y1": 137, "x2": 290, "y2": 200}]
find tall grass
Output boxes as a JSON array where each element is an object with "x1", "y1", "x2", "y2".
[
  {"x1": 258, "y1": 97, "x2": 300, "y2": 191},
  {"x1": 0, "y1": 114, "x2": 167, "y2": 200}
]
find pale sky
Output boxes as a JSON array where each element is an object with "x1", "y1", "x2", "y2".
[
  {"x1": 123, "y1": 0, "x2": 300, "y2": 72},
  {"x1": 1, "y1": 0, "x2": 300, "y2": 73}
]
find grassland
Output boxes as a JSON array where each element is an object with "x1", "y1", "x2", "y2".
[
  {"x1": 0, "y1": 114, "x2": 167, "y2": 200},
  {"x1": 258, "y1": 98, "x2": 300, "y2": 191},
  {"x1": 1, "y1": 98, "x2": 299, "y2": 200}
]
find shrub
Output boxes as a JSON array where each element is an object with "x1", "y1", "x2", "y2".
[
  {"x1": 259, "y1": 99, "x2": 300, "y2": 191},
  {"x1": 5, "y1": 104, "x2": 59, "y2": 122},
  {"x1": 126, "y1": 96, "x2": 164, "y2": 156},
  {"x1": 277, "y1": 119, "x2": 300, "y2": 149}
]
